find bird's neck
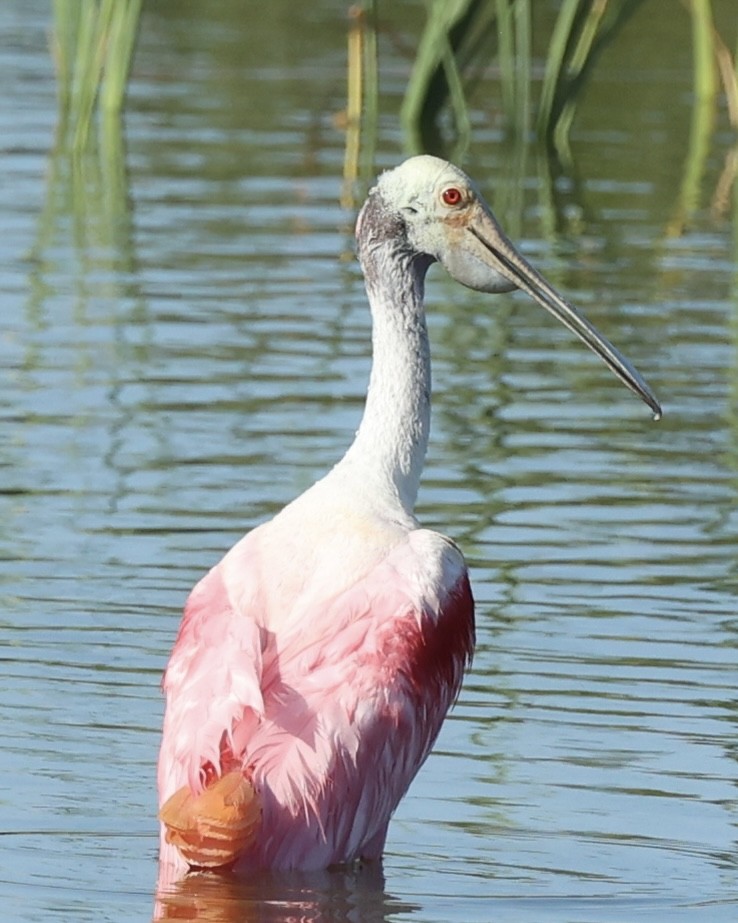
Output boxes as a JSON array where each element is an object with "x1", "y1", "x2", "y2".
[{"x1": 337, "y1": 246, "x2": 433, "y2": 515}]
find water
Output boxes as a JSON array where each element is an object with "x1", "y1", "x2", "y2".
[{"x1": 2, "y1": 1, "x2": 738, "y2": 920}]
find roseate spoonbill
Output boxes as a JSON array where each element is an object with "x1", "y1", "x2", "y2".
[{"x1": 157, "y1": 155, "x2": 661, "y2": 876}]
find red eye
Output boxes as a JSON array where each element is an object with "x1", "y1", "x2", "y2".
[{"x1": 441, "y1": 186, "x2": 463, "y2": 206}]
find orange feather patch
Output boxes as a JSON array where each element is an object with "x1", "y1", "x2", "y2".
[{"x1": 159, "y1": 770, "x2": 261, "y2": 869}]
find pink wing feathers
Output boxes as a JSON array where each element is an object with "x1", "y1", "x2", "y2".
[
  {"x1": 157, "y1": 527, "x2": 474, "y2": 872},
  {"x1": 158, "y1": 542, "x2": 266, "y2": 800}
]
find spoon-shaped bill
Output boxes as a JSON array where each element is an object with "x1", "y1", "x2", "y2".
[{"x1": 444, "y1": 202, "x2": 662, "y2": 419}]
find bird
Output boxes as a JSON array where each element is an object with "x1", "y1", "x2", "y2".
[{"x1": 156, "y1": 155, "x2": 661, "y2": 877}]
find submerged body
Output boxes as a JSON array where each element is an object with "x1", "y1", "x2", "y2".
[{"x1": 157, "y1": 156, "x2": 660, "y2": 878}]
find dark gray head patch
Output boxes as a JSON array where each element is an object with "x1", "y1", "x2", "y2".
[{"x1": 355, "y1": 189, "x2": 410, "y2": 262}]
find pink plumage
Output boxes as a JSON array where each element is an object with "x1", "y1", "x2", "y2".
[
  {"x1": 158, "y1": 525, "x2": 473, "y2": 874},
  {"x1": 156, "y1": 156, "x2": 660, "y2": 879}
]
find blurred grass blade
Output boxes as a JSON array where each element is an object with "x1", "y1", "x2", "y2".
[
  {"x1": 51, "y1": 0, "x2": 142, "y2": 150},
  {"x1": 710, "y1": 24, "x2": 738, "y2": 220},
  {"x1": 437, "y1": 22, "x2": 473, "y2": 157},
  {"x1": 342, "y1": 3, "x2": 378, "y2": 208},
  {"x1": 495, "y1": 0, "x2": 514, "y2": 123},
  {"x1": 690, "y1": 0, "x2": 718, "y2": 101},
  {"x1": 667, "y1": 0, "x2": 719, "y2": 236},
  {"x1": 101, "y1": 0, "x2": 143, "y2": 112},
  {"x1": 537, "y1": 0, "x2": 583, "y2": 141},
  {"x1": 401, "y1": 0, "x2": 470, "y2": 153},
  {"x1": 401, "y1": 0, "x2": 494, "y2": 155},
  {"x1": 512, "y1": 0, "x2": 532, "y2": 140},
  {"x1": 539, "y1": 0, "x2": 647, "y2": 154},
  {"x1": 342, "y1": 5, "x2": 364, "y2": 202},
  {"x1": 356, "y1": 0, "x2": 735, "y2": 191},
  {"x1": 551, "y1": 0, "x2": 608, "y2": 156},
  {"x1": 361, "y1": 0, "x2": 379, "y2": 180},
  {"x1": 496, "y1": 0, "x2": 531, "y2": 140}
]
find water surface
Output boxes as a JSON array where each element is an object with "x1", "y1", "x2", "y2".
[{"x1": 2, "y1": 2, "x2": 738, "y2": 920}]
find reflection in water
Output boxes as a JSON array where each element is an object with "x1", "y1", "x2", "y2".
[
  {"x1": 153, "y1": 861, "x2": 415, "y2": 923},
  {"x1": 29, "y1": 108, "x2": 136, "y2": 298}
]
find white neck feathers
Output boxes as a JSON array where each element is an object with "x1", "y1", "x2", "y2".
[{"x1": 336, "y1": 243, "x2": 432, "y2": 514}]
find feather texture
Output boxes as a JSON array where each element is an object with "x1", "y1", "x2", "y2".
[{"x1": 158, "y1": 517, "x2": 474, "y2": 873}]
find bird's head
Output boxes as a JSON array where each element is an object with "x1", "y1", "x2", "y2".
[
  {"x1": 357, "y1": 155, "x2": 661, "y2": 418},
  {"x1": 366, "y1": 155, "x2": 518, "y2": 294}
]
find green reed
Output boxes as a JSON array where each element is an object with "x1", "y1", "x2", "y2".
[
  {"x1": 401, "y1": 0, "x2": 495, "y2": 157},
  {"x1": 343, "y1": 3, "x2": 379, "y2": 206},
  {"x1": 51, "y1": 0, "x2": 142, "y2": 149},
  {"x1": 40, "y1": 0, "x2": 141, "y2": 309},
  {"x1": 393, "y1": 0, "x2": 736, "y2": 163},
  {"x1": 398, "y1": 0, "x2": 650, "y2": 156}
]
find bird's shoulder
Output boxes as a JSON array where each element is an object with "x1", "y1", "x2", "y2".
[{"x1": 171, "y1": 494, "x2": 470, "y2": 647}]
